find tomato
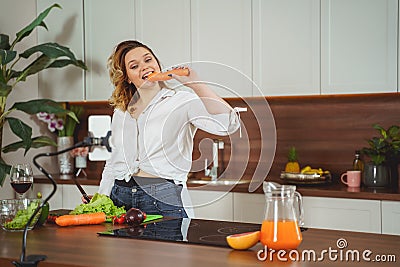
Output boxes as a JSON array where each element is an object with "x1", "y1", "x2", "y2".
[
  {"x1": 113, "y1": 213, "x2": 126, "y2": 224},
  {"x1": 117, "y1": 214, "x2": 126, "y2": 224}
]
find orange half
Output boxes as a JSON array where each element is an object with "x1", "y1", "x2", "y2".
[{"x1": 226, "y1": 231, "x2": 260, "y2": 250}]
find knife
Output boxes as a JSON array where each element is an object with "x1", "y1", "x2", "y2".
[{"x1": 72, "y1": 173, "x2": 91, "y2": 203}]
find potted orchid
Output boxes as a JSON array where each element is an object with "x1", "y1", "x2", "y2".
[
  {"x1": 37, "y1": 105, "x2": 84, "y2": 175},
  {"x1": 37, "y1": 105, "x2": 83, "y2": 138}
]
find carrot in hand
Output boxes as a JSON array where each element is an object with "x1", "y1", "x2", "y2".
[
  {"x1": 55, "y1": 212, "x2": 106, "y2": 226},
  {"x1": 147, "y1": 68, "x2": 189, "y2": 82}
]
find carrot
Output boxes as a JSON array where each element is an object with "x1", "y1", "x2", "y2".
[
  {"x1": 147, "y1": 68, "x2": 190, "y2": 82},
  {"x1": 55, "y1": 212, "x2": 106, "y2": 227}
]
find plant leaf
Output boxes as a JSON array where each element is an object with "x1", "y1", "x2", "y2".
[
  {"x1": 20, "y1": 42, "x2": 76, "y2": 60},
  {"x1": 6, "y1": 117, "x2": 33, "y2": 154},
  {"x1": 48, "y1": 59, "x2": 88, "y2": 70},
  {"x1": 31, "y1": 136, "x2": 57, "y2": 147},
  {"x1": 16, "y1": 43, "x2": 88, "y2": 81},
  {"x1": 12, "y1": 4, "x2": 61, "y2": 47},
  {"x1": 0, "y1": 81, "x2": 12, "y2": 97},
  {"x1": 0, "y1": 159, "x2": 11, "y2": 186},
  {"x1": 12, "y1": 99, "x2": 66, "y2": 114},
  {"x1": 373, "y1": 124, "x2": 387, "y2": 139},
  {"x1": 2, "y1": 136, "x2": 57, "y2": 154},
  {"x1": 0, "y1": 49, "x2": 17, "y2": 65},
  {"x1": 387, "y1": 125, "x2": 400, "y2": 140},
  {"x1": 0, "y1": 34, "x2": 11, "y2": 50},
  {"x1": 11, "y1": 99, "x2": 79, "y2": 123},
  {"x1": 16, "y1": 54, "x2": 55, "y2": 81}
]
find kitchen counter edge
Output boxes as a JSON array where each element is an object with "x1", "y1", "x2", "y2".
[{"x1": 34, "y1": 175, "x2": 400, "y2": 201}]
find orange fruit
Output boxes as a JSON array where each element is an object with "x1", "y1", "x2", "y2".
[{"x1": 226, "y1": 231, "x2": 260, "y2": 250}]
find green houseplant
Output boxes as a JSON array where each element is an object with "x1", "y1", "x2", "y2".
[
  {"x1": 0, "y1": 4, "x2": 87, "y2": 185},
  {"x1": 361, "y1": 124, "x2": 400, "y2": 187}
]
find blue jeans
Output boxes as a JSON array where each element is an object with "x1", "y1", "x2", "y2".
[{"x1": 110, "y1": 180, "x2": 188, "y2": 218}]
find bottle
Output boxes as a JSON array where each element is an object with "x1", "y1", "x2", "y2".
[{"x1": 352, "y1": 150, "x2": 364, "y2": 172}]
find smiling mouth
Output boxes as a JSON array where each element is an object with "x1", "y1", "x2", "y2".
[{"x1": 142, "y1": 71, "x2": 154, "y2": 80}]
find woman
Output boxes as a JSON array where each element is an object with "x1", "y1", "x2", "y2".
[{"x1": 96, "y1": 40, "x2": 240, "y2": 218}]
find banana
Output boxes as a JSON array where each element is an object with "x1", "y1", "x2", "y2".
[
  {"x1": 300, "y1": 166, "x2": 311, "y2": 174},
  {"x1": 301, "y1": 166, "x2": 329, "y2": 175}
]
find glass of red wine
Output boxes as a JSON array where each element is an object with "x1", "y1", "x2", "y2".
[{"x1": 10, "y1": 163, "x2": 33, "y2": 199}]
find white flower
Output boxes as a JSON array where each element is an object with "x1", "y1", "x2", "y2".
[
  {"x1": 48, "y1": 118, "x2": 64, "y2": 132},
  {"x1": 37, "y1": 112, "x2": 55, "y2": 123}
]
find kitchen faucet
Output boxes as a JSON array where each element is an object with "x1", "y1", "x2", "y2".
[
  {"x1": 205, "y1": 139, "x2": 224, "y2": 181},
  {"x1": 203, "y1": 106, "x2": 246, "y2": 181}
]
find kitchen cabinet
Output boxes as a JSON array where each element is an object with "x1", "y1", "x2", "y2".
[
  {"x1": 188, "y1": 189, "x2": 233, "y2": 221},
  {"x1": 233, "y1": 192, "x2": 265, "y2": 223},
  {"x1": 84, "y1": 0, "x2": 135, "y2": 101},
  {"x1": 252, "y1": 0, "x2": 320, "y2": 96},
  {"x1": 191, "y1": 0, "x2": 253, "y2": 97},
  {"x1": 382, "y1": 200, "x2": 400, "y2": 235},
  {"x1": 37, "y1": 0, "x2": 85, "y2": 101},
  {"x1": 31, "y1": 184, "x2": 99, "y2": 210},
  {"x1": 32, "y1": 183, "x2": 63, "y2": 210},
  {"x1": 321, "y1": 0, "x2": 398, "y2": 94},
  {"x1": 34, "y1": 0, "x2": 400, "y2": 100},
  {"x1": 135, "y1": 0, "x2": 191, "y2": 75},
  {"x1": 303, "y1": 196, "x2": 381, "y2": 233},
  {"x1": 61, "y1": 184, "x2": 99, "y2": 209}
]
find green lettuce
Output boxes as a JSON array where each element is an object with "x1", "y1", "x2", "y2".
[
  {"x1": 4, "y1": 200, "x2": 40, "y2": 229},
  {"x1": 70, "y1": 193, "x2": 125, "y2": 218}
]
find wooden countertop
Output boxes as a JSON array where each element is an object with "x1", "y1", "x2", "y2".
[
  {"x1": 35, "y1": 175, "x2": 400, "y2": 201},
  {"x1": 1, "y1": 222, "x2": 399, "y2": 267}
]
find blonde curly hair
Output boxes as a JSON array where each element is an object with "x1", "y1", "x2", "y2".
[{"x1": 107, "y1": 40, "x2": 163, "y2": 111}]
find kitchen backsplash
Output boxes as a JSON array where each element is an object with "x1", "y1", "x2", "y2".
[{"x1": 71, "y1": 93, "x2": 400, "y2": 189}]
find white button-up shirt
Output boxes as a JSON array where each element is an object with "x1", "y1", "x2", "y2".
[{"x1": 98, "y1": 88, "x2": 240, "y2": 195}]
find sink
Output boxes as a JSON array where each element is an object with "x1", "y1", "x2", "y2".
[{"x1": 187, "y1": 178, "x2": 250, "y2": 186}]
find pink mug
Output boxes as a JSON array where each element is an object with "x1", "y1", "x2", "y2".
[{"x1": 341, "y1": 170, "x2": 361, "y2": 188}]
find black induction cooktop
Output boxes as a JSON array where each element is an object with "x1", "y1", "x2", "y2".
[{"x1": 97, "y1": 218, "x2": 262, "y2": 248}]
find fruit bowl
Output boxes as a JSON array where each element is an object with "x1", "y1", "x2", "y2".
[
  {"x1": 280, "y1": 171, "x2": 332, "y2": 185},
  {"x1": 0, "y1": 198, "x2": 42, "y2": 231}
]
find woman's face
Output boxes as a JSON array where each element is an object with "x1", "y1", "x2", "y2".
[{"x1": 124, "y1": 47, "x2": 161, "y2": 89}]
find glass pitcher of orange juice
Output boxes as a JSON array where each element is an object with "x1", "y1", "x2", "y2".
[{"x1": 260, "y1": 182, "x2": 304, "y2": 250}]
